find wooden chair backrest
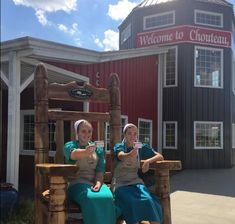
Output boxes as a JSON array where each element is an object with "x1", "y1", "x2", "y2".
[{"x1": 34, "y1": 62, "x2": 121, "y2": 192}]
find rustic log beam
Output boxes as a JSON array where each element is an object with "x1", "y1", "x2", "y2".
[{"x1": 48, "y1": 110, "x2": 110, "y2": 122}]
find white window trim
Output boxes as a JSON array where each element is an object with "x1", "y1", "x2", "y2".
[
  {"x1": 143, "y1": 11, "x2": 175, "y2": 30},
  {"x1": 20, "y1": 109, "x2": 56, "y2": 157},
  {"x1": 232, "y1": 123, "x2": 235, "y2": 149},
  {"x1": 194, "y1": 46, "x2": 224, "y2": 89},
  {"x1": 138, "y1": 118, "x2": 153, "y2": 147},
  {"x1": 194, "y1": 121, "x2": 223, "y2": 149},
  {"x1": 163, "y1": 121, "x2": 178, "y2": 149},
  {"x1": 164, "y1": 46, "x2": 178, "y2": 88},
  {"x1": 105, "y1": 115, "x2": 128, "y2": 153},
  {"x1": 194, "y1": 9, "x2": 223, "y2": 28}
]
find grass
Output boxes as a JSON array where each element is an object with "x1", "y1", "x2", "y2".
[{"x1": 0, "y1": 198, "x2": 35, "y2": 224}]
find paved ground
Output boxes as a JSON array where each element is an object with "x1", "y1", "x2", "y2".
[{"x1": 170, "y1": 167, "x2": 235, "y2": 224}]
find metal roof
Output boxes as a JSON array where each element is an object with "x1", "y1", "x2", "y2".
[{"x1": 136, "y1": 0, "x2": 233, "y2": 8}]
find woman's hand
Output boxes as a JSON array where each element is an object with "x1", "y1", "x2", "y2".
[
  {"x1": 129, "y1": 147, "x2": 138, "y2": 157},
  {"x1": 85, "y1": 145, "x2": 96, "y2": 156},
  {"x1": 142, "y1": 160, "x2": 150, "y2": 173},
  {"x1": 91, "y1": 181, "x2": 102, "y2": 192}
]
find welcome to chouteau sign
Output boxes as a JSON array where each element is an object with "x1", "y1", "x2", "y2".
[{"x1": 137, "y1": 25, "x2": 231, "y2": 48}]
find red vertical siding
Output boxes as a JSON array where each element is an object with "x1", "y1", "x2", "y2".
[{"x1": 47, "y1": 55, "x2": 159, "y2": 147}]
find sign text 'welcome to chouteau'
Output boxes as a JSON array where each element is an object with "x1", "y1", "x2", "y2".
[{"x1": 137, "y1": 25, "x2": 231, "y2": 48}]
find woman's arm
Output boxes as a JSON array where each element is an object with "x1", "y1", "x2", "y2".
[
  {"x1": 117, "y1": 148, "x2": 138, "y2": 161},
  {"x1": 142, "y1": 152, "x2": 164, "y2": 173},
  {"x1": 70, "y1": 145, "x2": 96, "y2": 160}
]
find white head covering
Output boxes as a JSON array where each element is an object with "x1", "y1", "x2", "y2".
[
  {"x1": 123, "y1": 123, "x2": 137, "y2": 134},
  {"x1": 74, "y1": 119, "x2": 86, "y2": 140}
]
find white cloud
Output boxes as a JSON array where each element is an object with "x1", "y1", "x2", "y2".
[
  {"x1": 13, "y1": 0, "x2": 77, "y2": 13},
  {"x1": 58, "y1": 24, "x2": 68, "y2": 32},
  {"x1": 94, "y1": 38, "x2": 104, "y2": 48},
  {"x1": 13, "y1": 0, "x2": 77, "y2": 26},
  {"x1": 35, "y1": 10, "x2": 48, "y2": 26},
  {"x1": 94, "y1": 30, "x2": 119, "y2": 51},
  {"x1": 108, "y1": 0, "x2": 137, "y2": 21},
  {"x1": 58, "y1": 23, "x2": 78, "y2": 35},
  {"x1": 74, "y1": 38, "x2": 82, "y2": 47}
]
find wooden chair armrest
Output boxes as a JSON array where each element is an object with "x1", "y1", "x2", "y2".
[
  {"x1": 36, "y1": 163, "x2": 79, "y2": 177},
  {"x1": 141, "y1": 160, "x2": 182, "y2": 171}
]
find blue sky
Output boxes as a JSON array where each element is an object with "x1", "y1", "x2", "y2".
[{"x1": 1, "y1": 0, "x2": 234, "y2": 51}]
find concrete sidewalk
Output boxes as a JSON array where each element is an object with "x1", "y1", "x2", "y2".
[{"x1": 170, "y1": 167, "x2": 235, "y2": 224}]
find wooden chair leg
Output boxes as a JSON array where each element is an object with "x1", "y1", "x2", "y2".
[
  {"x1": 48, "y1": 176, "x2": 67, "y2": 224},
  {"x1": 155, "y1": 169, "x2": 171, "y2": 224}
]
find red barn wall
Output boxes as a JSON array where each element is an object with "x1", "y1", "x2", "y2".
[{"x1": 47, "y1": 55, "x2": 159, "y2": 147}]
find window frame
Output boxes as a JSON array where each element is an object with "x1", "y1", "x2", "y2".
[
  {"x1": 194, "y1": 46, "x2": 224, "y2": 89},
  {"x1": 194, "y1": 9, "x2": 223, "y2": 28},
  {"x1": 194, "y1": 121, "x2": 223, "y2": 150},
  {"x1": 138, "y1": 118, "x2": 153, "y2": 147},
  {"x1": 164, "y1": 46, "x2": 178, "y2": 88},
  {"x1": 20, "y1": 110, "x2": 56, "y2": 156},
  {"x1": 121, "y1": 23, "x2": 131, "y2": 44},
  {"x1": 143, "y1": 11, "x2": 175, "y2": 31},
  {"x1": 163, "y1": 121, "x2": 178, "y2": 149},
  {"x1": 105, "y1": 115, "x2": 128, "y2": 153}
]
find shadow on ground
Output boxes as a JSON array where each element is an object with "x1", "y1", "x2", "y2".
[{"x1": 170, "y1": 167, "x2": 235, "y2": 197}]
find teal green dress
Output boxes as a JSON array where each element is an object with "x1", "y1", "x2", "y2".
[
  {"x1": 112, "y1": 142, "x2": 163, "y2": 224},
  {"x1": 64, "y1": 141, "x2": 117, "y2": 224}
]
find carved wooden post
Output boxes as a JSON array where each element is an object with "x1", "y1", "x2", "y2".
[
  {"x1": 154, "y1": 161, "x2": 182, "y2": 224},
  {"x1": 108, "y1": 73, "x2": 121, "y2": 173},
  {"x1": 34, "y1": 63, "x2": 49, "y2": 224},
  {"x1": 48, "y1": 176, "x2": 67, "y2": 224},
  {"x1": 155, "y1": 169, "x2": 171, "y2": 224}
]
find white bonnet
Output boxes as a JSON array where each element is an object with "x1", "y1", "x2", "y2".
[
  {"x1": 123, "y1": 123, "x2": 137, "y2": 134},
  {"x1": 74, "y1": 119, "x2": 86, "y2": 140}
]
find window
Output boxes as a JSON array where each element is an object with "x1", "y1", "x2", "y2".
[
  {"x1": 194, "y1": 121, "x2": 223, "y2": 149},
  {"x1": 194, "y1": 46, "x2": 223, "y2": 88},
  {"x1": 144, "y1": 11, "x2": 175, "y2": 30},
  {"x1": 195, "y1": 10, "x2": 223, "y2": 28},
  {"x1": 164, "y1": 47, "x2": 177, "y2": 87},
  {"x1": 138, "y1": 118, "x2": 152, "y2": 146},
  {"x1": 20, "y1": 110, "x2": 56, "y2": 155},
  {"x1": 163, "y1": 121, "x2": 177, "y2": 149},
  {"x1": 105, "y1": 115, "x2": 128, "y2": 152},
  {"x1": 121, "y1": 24, "x2": 131, "y2": 44},
  {"x1": 232, "y1": 124, "x2": 235, "y2": 149}
]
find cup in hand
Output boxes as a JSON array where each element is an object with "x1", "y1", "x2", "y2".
[
  {"x1": 133, "y1": 142, "x2": 142, "y2": 149},
  {"x1": 94, "y1": 140, "x2": 104, "y2": 148}
]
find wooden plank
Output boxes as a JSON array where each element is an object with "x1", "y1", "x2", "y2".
[
  {"x1": 48, "y1": 110, "x2": 110, "y2": 122},
  {"x1": 48, "y1": 81, "x2": 110, "y2": 103},
  {"x1": 54, "y1": 120, "x2": 64, "y2": 164}
]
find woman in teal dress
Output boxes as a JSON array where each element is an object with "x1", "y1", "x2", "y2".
[
  {"x1": 112, "y1": 123, "x2": 164, "y2": 224},
  {"x1": 64, "y1": 119, "x2": 118, "y2": 224}
]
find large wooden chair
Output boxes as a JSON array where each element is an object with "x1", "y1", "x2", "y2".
[{"x1": 34, "y1": 63, "x2": 182, "y2": 224}]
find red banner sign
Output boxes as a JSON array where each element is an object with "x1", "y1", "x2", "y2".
[{"x1": 137, "y1": 25, "x2": 231, "y2": 48}]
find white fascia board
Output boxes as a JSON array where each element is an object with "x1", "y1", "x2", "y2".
[
  {"x1": 31, "y1": 48, "x2": 100, "y2": 64},
  {"x1": 100, "y1": 45, "x2": 169, "y2": 62},
  {"x1": 21, "y1": 57, "x2": 89, "y2": 82}
]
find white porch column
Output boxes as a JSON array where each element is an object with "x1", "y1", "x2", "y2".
[
  {"x1": 157, "y1": 53, "x2": 165, "y2": 153},
  {"x1": 7, "y1": 51, "x2": 21, "y2": 190}
]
